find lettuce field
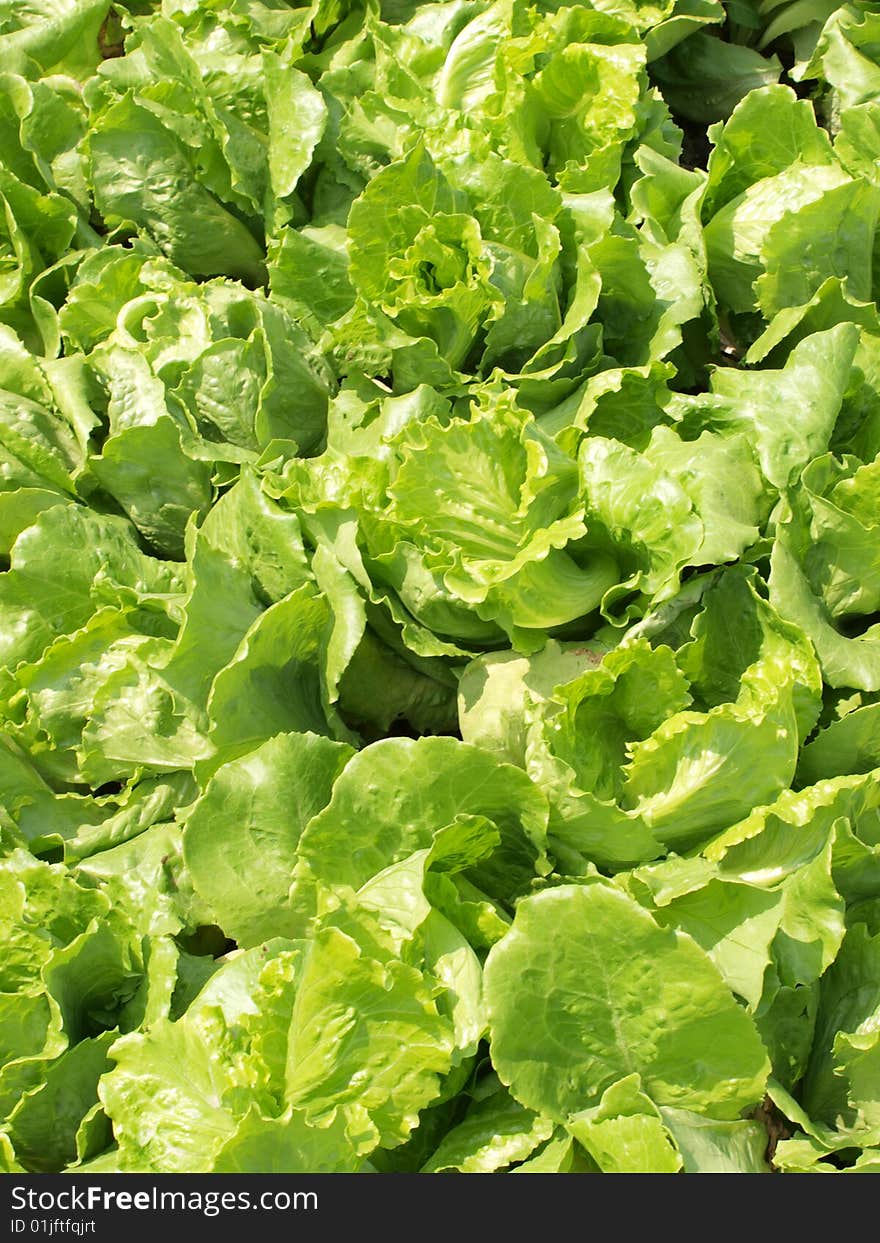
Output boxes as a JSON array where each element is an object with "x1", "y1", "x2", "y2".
[{"x1": 2, "y1": 0, "x2": 880, "y2": 1175}]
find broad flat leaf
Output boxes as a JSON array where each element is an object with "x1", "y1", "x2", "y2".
[
  {"x1": 485, "y1": 882, "x2": 770, "y2": 1122},
  {"x1": 184, "y1": 732, "x2": 353, "y2": 946},
  {"x1": 296, "y1": 736, "x2": 549, "y2": 902}
]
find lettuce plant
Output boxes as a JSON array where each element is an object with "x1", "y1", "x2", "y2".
[{"x1": 2, "y1": 0, "x2": 880, "y2": 1175}]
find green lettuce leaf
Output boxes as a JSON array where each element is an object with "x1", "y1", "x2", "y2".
[
  {"x1": 485, "y1": 882, "x2": 770, "y2": 1121},
  {"x1": 184, "y1": 731, "x2": 353, "y2": 946}
]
